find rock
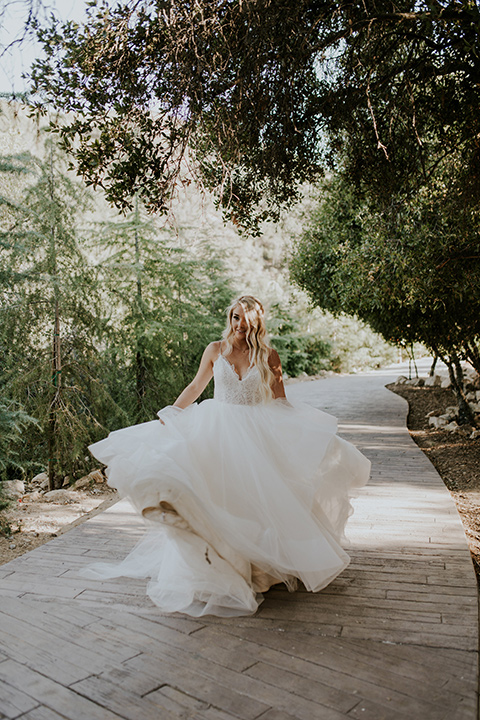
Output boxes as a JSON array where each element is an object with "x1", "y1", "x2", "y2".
[
  {"x1": 22, "y1": 491, "x2": 42, "y2": 502},
  {"x1": 441, "y1": 378, "x2": 452, "y2": 388},
  {"x1": 444, "y1": 421, "x2": 459, "y2": 432},
  {"x1": 406, "y1": 377, "x2": 425, "y2": 387},
  {"x1": 438, "y1": 413, "x2": 452, "y2": 422},
  {"x1": 429, "y1": 416, "x2": 447, "y2": 429},
  {"x1": 456, "y1": 424, "x2": 473, "y2": 436},
  {"x1": 445, "y1": 406, "x2": 459, "y2": 417},
  {"x1": 73, "y1": 475, "x2": 92, "y2": 490},
  {"x1": 426, "y1": 410, "x2": 437, "y2": 418},
  {"x1": 89, "y1": 470, "x2": 105, "y2": 484},
  {"x1": 470, "y1": 429, "x2": 480, "y2": 440},
  {"x1": 468, "y1": 402, "x2": 480, "y2": 413},
  {"x1": 32, "y1": 472, "x2": 48, "y2": 485},
  {"x1": 466, "y1": 392, "x2": 476, "y2": 402},
  {"x1": 72, "y1": 470, "x2": 104, "y2": 488},
  {"x1": 42, "y1": 489, "x2": 77, "y2": 504},
  {"x1": 437, "y1": 407, "x2": 458, "y2": 423},
  {"x1": 40, "y1": 478, "x2": 49, "y2": 490},
  {"x1": 395, "y1": 376, "x2": 408, "y2": 385},
  {"x1": 62, "y1": 476, "x2": 70, "y2": 487},
  {"x1": 3, "y1": 480, "x2": 25, "y2": 498},
  {"x1": 9, "y1": 543, "x2": 16, "y2": 550},
  {"x1": 424, "y1": 375, "x2": 442, "y2": 387}
]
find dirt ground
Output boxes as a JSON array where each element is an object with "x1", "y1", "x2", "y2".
[
  {"x1": 0, "y1": 481, "x2": 117, "y2": 566},
  {"x1": 389, "y1": 383, "x2": 480, "y2": 585}
]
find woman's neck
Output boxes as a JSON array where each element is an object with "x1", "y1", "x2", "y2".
[{"x1": 232, "y1": 340, "x2": 249, "y2": 354}]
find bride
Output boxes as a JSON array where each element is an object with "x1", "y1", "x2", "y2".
[{"x1": 84, "y1": 295, "x2": 371, "y2": 617}]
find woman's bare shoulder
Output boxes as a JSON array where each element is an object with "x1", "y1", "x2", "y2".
[
  {"x1": 268, "y1": 347, "x2": 282, "y2": 367},
  {"x1": 205, "y1": 340, "x2": 223, "y2": 359}
]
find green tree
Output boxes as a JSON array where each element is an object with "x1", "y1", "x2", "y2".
[
  {"x1": 92, "y1": 201, "x2": 233, "y2": 422},
  {"x1": 0, "y1": 141, "x2": 123, "y2": 488},
  {"x1": 29, "y1": 1, "x2": 480, "y2": 229},
  {"x1": 291, "y1": 172, "x2": 480, "y2": 422}
]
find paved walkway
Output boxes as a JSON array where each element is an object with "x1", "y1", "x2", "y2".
[{"x1": 0, "y1": 364, "x2": 478, "y2": 719}]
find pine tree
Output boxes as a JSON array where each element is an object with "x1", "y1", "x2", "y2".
[
  {"x1": 92, "y1": 199, "x2": 233, "y2": 423},
  {"x1": 0, "y1": 139, "x2": 125, "y2": 487}
]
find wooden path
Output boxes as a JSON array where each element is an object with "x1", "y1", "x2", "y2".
[{"x1": 0, "y1": 363, "x2": 478, "y2": 720}]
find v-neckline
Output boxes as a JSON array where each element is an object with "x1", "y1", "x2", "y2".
[{"x1": 218, "y1": 353, "x2": 254, "y2": 382}]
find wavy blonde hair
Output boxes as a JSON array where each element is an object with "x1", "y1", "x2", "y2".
[{"x1": 222, "y1": 295, "x2": 274, "y2": 401}]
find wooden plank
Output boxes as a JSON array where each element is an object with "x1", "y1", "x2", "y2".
[
  {"x1": 346, "y1": 698, "x2": 417, "y2": 719},
  {"x1": 0, "y1": 661, "x2": 123, "y2": 720},
  {"x1": 0, "y1": 621, "x2": 93, "y2": 686},
  {"x1": 0, "y1": 599, "x2": 142, "y2": 666},
  {"x1": 252, "y1": 711, "x2": 298, "y2": 720},
  {"x1": 0, "y1": 678, "x2": 38, "y2": 719},
  {"x1": 149, "y1": 684, "x2": 209, "y2": 714},
  {"x1": 11, "y1": 707, "x2": 68, "y2": 720},
  {"x1": 242, "y1": 662, "x2": 358, "y2": 715},
  {"x1": 213, "y1": 624, "x2": 472, "y2": 691},
  {"x1": 69, "y1": 675, "x2": 188, "y2": 720},
  {"x1": 125, "y1": 654, "x2": 271, "y2": 720},
  {"x1": 124, "y1": 646, "x2": 350, "y2": 720},
  {"x1": 83, "y1": 612, "x2": 264, "y2": 674},
  {"x1": 195, "y1": 626, "x2": 464, "y2": 716},
  {"x1": 340, "y1": 624, "x2": 477, "y2": 650}
]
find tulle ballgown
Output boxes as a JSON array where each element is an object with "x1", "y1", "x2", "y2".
[{"x1": 83, "y1": 353, "x2": 371, "y2": 617}]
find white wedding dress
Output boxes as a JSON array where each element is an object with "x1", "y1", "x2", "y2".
[{"x1": 83, "y1": 353, "x2": 370, "y2": 616}]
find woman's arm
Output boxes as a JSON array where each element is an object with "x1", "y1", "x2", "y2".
[
  {"x1": 172, "y1": 341, "x2": 220, "y2": 409},
  {"x1": 269, "y1": 348, "x2": 287, "y2": 400}
]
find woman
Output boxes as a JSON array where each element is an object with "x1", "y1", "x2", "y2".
[{"x1": 84, "y1": 295, "x2": 370, "y2": 617}]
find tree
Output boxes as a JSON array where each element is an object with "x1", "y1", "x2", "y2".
[
  {"x1": 291, "y1": 172, "x2": 480, "y2": 422},
  {"x1": 0, "y1": 401, "x2": 36, "y2": 478},
  {"x1": 29, "y1": 1, "x2": 480, "y2": 229},
  {"x1": 91, "y1": 200, "x2": 233, "y2": 422},
  {"x1": 0, "y1": 140, "x2": 123, "y2": 488}
]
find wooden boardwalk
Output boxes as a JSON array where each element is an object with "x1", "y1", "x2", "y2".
[{"x1": 0, "y1": 364, "x2": 478, "y2": 719}]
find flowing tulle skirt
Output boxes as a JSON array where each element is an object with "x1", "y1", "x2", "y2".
[{"x1": 83, "y1": 398, "x2": 370, "y2": 616}]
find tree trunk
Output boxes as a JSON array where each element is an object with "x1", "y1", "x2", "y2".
[
  {"x1": 466, "y1": 343, "x2": 480, "y2": 376},
  {"x1": 429, "y1": 355, "x2": 438, "y2": 377},
  {"x1": 47, "y1": 149, "x2": 62, "y2": 490},
  {"x1": 445, "y1": 355, "x2": 476, "y2": 426},
  {"x1": 48, "y1": 298, "x2": 61, "y2": 490},
  {"x1": 136, "y1": 347, "x2": 146, "y2": 417},
  {"x1": 134, "y1": 196, "x2": 146, "y2": 419}
]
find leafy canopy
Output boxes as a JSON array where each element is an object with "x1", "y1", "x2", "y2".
[
  {"x1": 29, "y1": 1, "x2": 480, "y2": 230},
  {"x1": 291, "y1": 170, "x2": 480, "y2": 366}
]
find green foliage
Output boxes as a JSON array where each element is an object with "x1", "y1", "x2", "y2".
[
  {"x1": 0, "y1": 400, "x2": 36, "y2": 477},
  {"x1": 0, "y1": 132, "x2": 234, "y2": 484},
  {"x1": 268, "y1": 300, "x2": 397, "y2": 376},
  {"x1": 92, "y1": 203, "x2": 233, "y2": 422},
  {"x1": 0, "y1": 398, "x2": 35, "y2": 534},
  {"x1": 0, "y1": 140, "x2": 125, "y2": 485},
  {"x1": 291, "y1": 171, "x2": 480, "y2": 370},
  {"x1": 268, "y1": 303, "x2": 331, "y2": 377},
  {"x1": 29, "y1": 1, "x2": 480, "y2": 229}
]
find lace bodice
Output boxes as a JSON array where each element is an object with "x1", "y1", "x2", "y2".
[{"x1": 213, "y1": 354, "x2": 264, "y2": 406}]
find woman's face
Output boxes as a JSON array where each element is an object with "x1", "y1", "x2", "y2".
[{"x1": 231, "y1": 304, "x2": 248, "y2": 341}]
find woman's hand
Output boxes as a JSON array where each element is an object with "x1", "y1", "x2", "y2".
[{"x1": 157, "y1": 405, "x2": 184, "y2": 425}]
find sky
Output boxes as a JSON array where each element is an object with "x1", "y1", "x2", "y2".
[{"x1": 0, "y1": 0, "x2": 90, "y2": 94}]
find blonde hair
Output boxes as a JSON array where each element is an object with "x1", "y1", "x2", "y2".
[{"x1": 222, "y1": 295, "x2": 274, "y2": 401}]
